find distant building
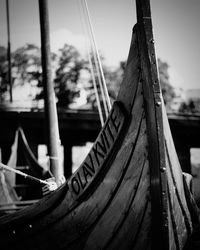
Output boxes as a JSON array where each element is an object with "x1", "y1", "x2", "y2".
[
  {"x1": 169, "y1": 87, "x2": 200, "y2": 113},
  {"x1": 169, "y1": 87, "x2": 185, "y2": 112},
  {"x1": 185, "y1": 89, "x2": 200, "y2": 102}
]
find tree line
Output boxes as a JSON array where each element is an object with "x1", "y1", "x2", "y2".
[{"x1": 1, "y1": 43, "x2": 198, "y2": 113}]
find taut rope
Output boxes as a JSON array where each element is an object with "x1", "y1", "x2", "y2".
[
  {"x1": 0, "y1": 162, "x2": 49, "y2": 186},
  {"x1": 80, "y1": 0, "x2": 111, "y2": 123}
]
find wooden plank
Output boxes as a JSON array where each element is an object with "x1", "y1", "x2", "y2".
[
  {"x1": 163, "y1": 106, "x2": 193, "y2": 248},
  {"x1": 84, "y1": 118, "x2": 148, "y2": 249},
  {"x1": 117, "y1": 26, "x2": 140, "y2": 114}
]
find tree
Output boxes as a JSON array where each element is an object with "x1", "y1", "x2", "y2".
[
  {"x1": 1, "y1": 41, "x2": 176, "y2": 112},
  {"x1": 12, "y1": 44, "x2": 41, "y2": 85},
  {"x1": 158, "y1": 59, "x2": 175, "y2": 106},
  {"x1": 12, "y1": 44, "x2": 57, "y2": 103},
  {"x1": 0, "y1": 46, "x2": 9, "y2": 100},
  {"x1": 104, "y1": 61, "x2": 125, "y2": 100},
  {"x1": 102, "y1": 58, "x2": 175, "y2": 108},
  {"x1": 54, "y1": 44, "x2": 86, "y2": 107},
  {"x1": 179, "y1": 99, "x2": 200, "y2": 114}
]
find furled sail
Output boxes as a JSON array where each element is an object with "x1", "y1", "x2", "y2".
[
  {"x1": 0, "y1": 127, "x2": 52, "y2": 212},
  {"x1": 18, "y1": 127, "x2": 52, "y2": 179}
]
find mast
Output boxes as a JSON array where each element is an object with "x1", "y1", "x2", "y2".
[
  {"x1": 38, "y1": 0, "x2": 63, "y2": 184},
  {"x1": 6, "y1": 0, "x2": 12, "y2": 102}
]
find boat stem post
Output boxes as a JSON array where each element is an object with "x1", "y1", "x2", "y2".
[
  {"x1": 136, "y1": 0, "x2": 168, "y2": 249},
  {"x1": 38, "y1": 0, "x2": 63, "y2": 184}
]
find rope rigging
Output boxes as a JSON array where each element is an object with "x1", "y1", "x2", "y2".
[
  {"x1": 87, "y1": 50, "x2": 105, "y2": 126},
  {"x1": 78, "y1": 0, "x2": 111, "y2": 125},
  {"x1": 0, "y1": 162, "x2": 49, "y2": 186},
  {"x1": 78, "y1": 0, "x2": 104, "y2": 126}
]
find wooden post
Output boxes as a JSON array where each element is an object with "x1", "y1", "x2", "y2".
[
  {"x1": 64, "y1": 144, "x2": 72, "y2": 179},
  {"x1": 6, "y1": 0, "x2": 12, "y2": 102},
  {"x1": 38, "y1": 0, "x2": 63, "y2": 183}
]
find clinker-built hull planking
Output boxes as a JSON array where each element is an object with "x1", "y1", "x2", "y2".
[{"x1": 0, "y1": 0, "x2": 198, "y2": 249}]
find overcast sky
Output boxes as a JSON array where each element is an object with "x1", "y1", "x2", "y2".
[{"x1": 0, "y1": 0, "x2": 200, "y2": 90}]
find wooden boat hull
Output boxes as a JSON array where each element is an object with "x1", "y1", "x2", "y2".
[{"x1": 0, "y1": 0, "x2": 198, "y2": 249}]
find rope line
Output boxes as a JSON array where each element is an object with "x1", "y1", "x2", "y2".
[
  {"x1": 0, "y1": 162, "x2": 49, "y2": 185},
  {"x1": 88, "y1": 49, "x2": 105, "y2": 126},
  {"x1": 78, "y1": 0, "x2": 104, "y2": 126},
  {"x1": 81, "y1": 0, "x2": 111, "y2": 116}
]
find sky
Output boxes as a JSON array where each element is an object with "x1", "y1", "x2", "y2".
[{"x1": 0, "y1": 0, "x2": 200, "y2": 90}]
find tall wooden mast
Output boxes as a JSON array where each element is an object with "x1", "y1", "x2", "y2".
[
  {"x1": 6, "y1": 0, "x2": 12, "y2": 102},
  {"x1": 38, "y1": 0, "x2": 63, "y2": 183}
]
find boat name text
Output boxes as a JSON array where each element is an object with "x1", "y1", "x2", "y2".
[{"x1": 68, "y1": 102, "x2": 125, "y2": 198}]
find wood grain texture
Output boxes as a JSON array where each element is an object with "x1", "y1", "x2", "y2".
[{"x1": 0, "y1": 1, "x2": 198, "y2": 250}]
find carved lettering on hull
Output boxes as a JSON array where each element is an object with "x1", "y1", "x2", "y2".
[{"x1": 69, "y1": 102, "x2": 126, "y2": 198}]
